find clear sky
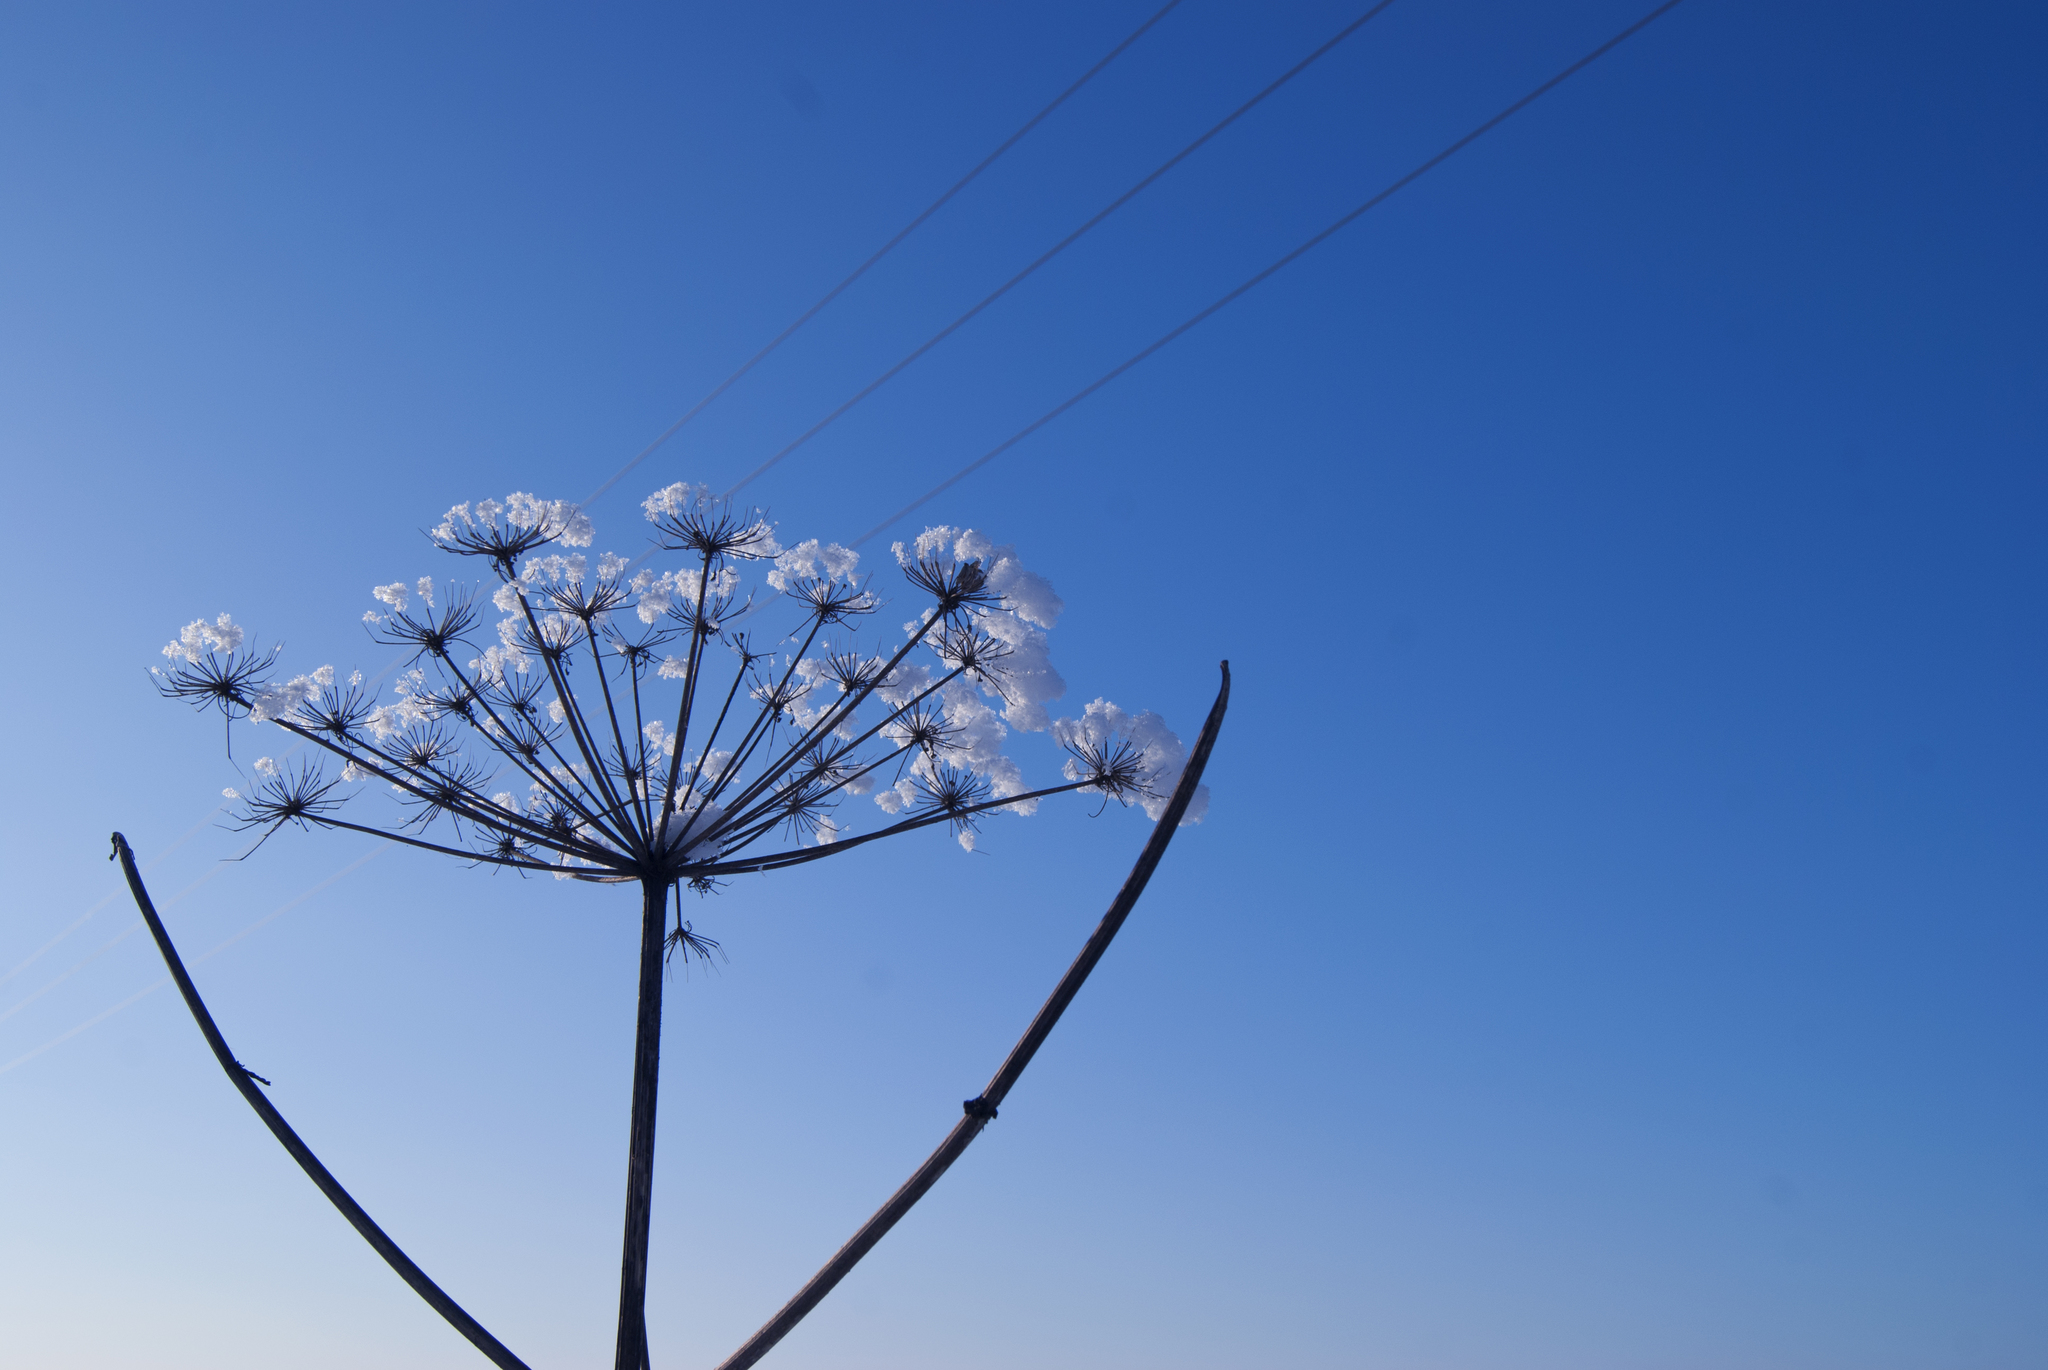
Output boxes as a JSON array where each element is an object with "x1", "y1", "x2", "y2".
[{"x1": 2, "y1": 2, "x2": 2043, "y2": 1367}]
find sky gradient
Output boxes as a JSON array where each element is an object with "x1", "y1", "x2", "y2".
[{"x1": 2, "y1": 2, "x2": 2044, "y2": 1367}]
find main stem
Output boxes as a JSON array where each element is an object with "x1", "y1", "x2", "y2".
[{"x1": 614, "y1": 876, "x2": 669, "y2": 1370}]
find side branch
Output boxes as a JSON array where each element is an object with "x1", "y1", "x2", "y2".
[
  {"x1": 108, "y1": 832, "x2": 533, "y2": 1370},
  {"x1": 712, "y1": 659, "x2": 1231, "y2": 1370},
  {"x1": 695, "y1": 777, "x2": 1086, "y2": 877}
]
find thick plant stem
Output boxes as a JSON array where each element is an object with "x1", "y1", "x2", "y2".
[
  {"x1": 613, "y1": 877, "x2": 670, "y2": 1370},
  {"x1": 108, "y1": 833, "x2": 531, "y2": 1370}
]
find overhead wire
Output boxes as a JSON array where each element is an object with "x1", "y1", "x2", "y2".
[
  {"x1": 0, "y1": 806, "x2": 224, "y2": 990},
  {"x1": 720, "y1": 0, "x2": 1401, "y2": 500},
  {"x1": 0, "y1": 863, "x2": 241, "y2": 1027},
  {"x1": 0, "y1": 844, "x2": 390, "y2": 1079},
  {"x1": 1, "y1": 649, "x2": 411, "y2": 981},
  {"x1": 0, "y1": 651, "x2": 414, "y2": 1056},
  {"x1": 7, "y1": 0, "x2": 1688, "y2": 1083},
  {"x1": 849, "y1": 0, "x2": 1691, "y2": 548},
  {"x1": 580, "y1": 0, "x2": 1188, "y2": 510}
]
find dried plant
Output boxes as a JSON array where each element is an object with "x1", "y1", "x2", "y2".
[{"x1": 148, "y1": 485, "x2": 1208, "y2": 1370}]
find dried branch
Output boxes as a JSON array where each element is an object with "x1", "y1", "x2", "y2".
[
  {"x1": 713, "y1": 660, "x2": 1230, "y2": 1370},
  {"x1": 108, "y1": 832, "x2": 532, "y2": 1370}
]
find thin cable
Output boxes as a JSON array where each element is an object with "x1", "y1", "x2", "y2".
[
  {"x1": 722, "y1": 0, "x2": 1400, "y2": 501},
  {"x1": 851, "y1": 0, "x2": 1689, "y2": 548},
  {"x1": 0, "y1": 923, "x2": 143, "y2": 1027},
  {"x1": 0, "y1": 844, "x2": 387, "y2": 1079},
  {"x1": 0, "y1": 652, "x2": 412, "y2": 1048},
  {"x1": 0, "y1": 863, "x2": 234, "y2": 1026},
  {"x1": 0, "y1": 806, "x2": 223, "y2": 989},
  {"x1": 581, "y1": 0, "x2": 1187, "y2": 510}
]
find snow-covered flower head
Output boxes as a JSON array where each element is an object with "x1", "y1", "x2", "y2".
[
  {"x1": 150, "y1": 612, "x2": 281, "y2": 749},
  {"x1": 141, "y1": 480, "x2": 1222, "y2": 1370},
  {"x1": 161, "y1": 613, "x2": 245, "y2": 664},
  {"x1": 644, "y1": 484, "x2": 779, "y2": 562},
  {"x1": 151, "y1": 490, "x2": 1207, "y2": 892},
  {"x1": 1053, "y1": 698, "x2": 1209, "y2": 826},
  {"x1": 767, "y1": 539, "x2": 860, "y2": 592},
  {"x1": 431, "y1": 492, "x2": 594, "y2": 578}
]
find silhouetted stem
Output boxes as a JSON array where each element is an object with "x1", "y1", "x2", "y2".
[
  {"x1": 613, "y1": 875, "x2": 670, "y2": 1370},
  {"x1": 107, "y1": 832, "x2": 531, "y2": 1370},
  {"x1": 713, "y1": 660, "x2": 1230, "y2": 1370}
]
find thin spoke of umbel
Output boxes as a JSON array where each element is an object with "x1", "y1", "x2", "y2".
[
  {"x1": 713, "y1": 660, "x2": 1231, "y2": 1370},
  {"x1": 108, "y1": 832, "x2": 532, "y2": 1370}
]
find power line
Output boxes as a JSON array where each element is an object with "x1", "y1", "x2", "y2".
[
  {"x1": 0, "y1": 922, "x2": 143, "y2": 1027},
  {"x1": 0, "y1": 806, "x2": 223, "y2": 990},
  {"x1": 722, "y1": 0, "x2": 1401, "y2": 500},
  {"x1": 0, "y1": 861, "x2": 237, "y2": 1027},
  {"x1": 2, "y1": 650, "x2": 410, "y2": 980},
  {"x1": 0, "y1": 844, "x2": 388, "y2": 1079},
  {"x1": 9, "y1": 0, "x2": 1688, "y2": 1085},
  {"x1": 580, "y1": 0, "x2": 1187, "y2": 510},
  {"x1": 851, "y1": 0, "x2": 1690, "y2": 548}
]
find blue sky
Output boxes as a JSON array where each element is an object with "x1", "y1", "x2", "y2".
[{"x1": 2, "y1": 2, "x2": 2043, "y2": 1367}]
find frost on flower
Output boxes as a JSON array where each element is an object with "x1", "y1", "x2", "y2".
[
  {"x1": 936, "y1": 679, "x2": 1033, "y2": 814},
  {"x1": 162, "y1": 613, "x2": 245, "y2": 663},
  {"x1": 954, "y1": 530, "x2": 1063, "y2": 629},
  {"x1": 143, "y1": 483, "x2": 1221, "y2": 1370},
  {"x1": 520, "y1": 553, "x2": 588, "y2": 587},
  {"x1": 1052, "y1": 698, "x2": 1209, "y2": 826},
  {"x1": 556, "y1": 507, "x2": 594, "y2": 545},
  {"x1": 767, "y1": 539, "x2": 859, "y2": 592},
  {"x1": 471, "y1": 643, "x2": 528, "y2": 684},
  {"x1": 655, "y1": 794, "x2": 726, "y2": 866},
  {"x1": 642, "y1": 481, "x2": 711, "y2": 520},
  {"x1": 249, "y1": 672, "x2": 326, "y2": 724},
  {"x1": 432, "y1": 491, "x2": 594, "y2": 570},
  {"x1": 629, "y1": 565, "x2": 740, "y2": 627},
  {"x1": 149, "y1": 492, "x2": 1209, "y2": 890}
]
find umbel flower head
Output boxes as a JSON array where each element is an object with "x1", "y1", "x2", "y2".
[{"x1": 150, "y1": 486, "x2": 1209, "y2": 891}]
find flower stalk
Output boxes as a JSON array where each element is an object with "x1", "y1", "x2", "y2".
[{"x1": 147, "y1": 486, "x2": 1214, "y2": 1368}]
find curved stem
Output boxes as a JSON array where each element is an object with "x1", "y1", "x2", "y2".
[
  {"x1": 108, "y1": 832, "x2": 532, "y2": 1370},
  {"x1": 712, "y1": 660, "x2": 1230, "y2": 1370}
]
